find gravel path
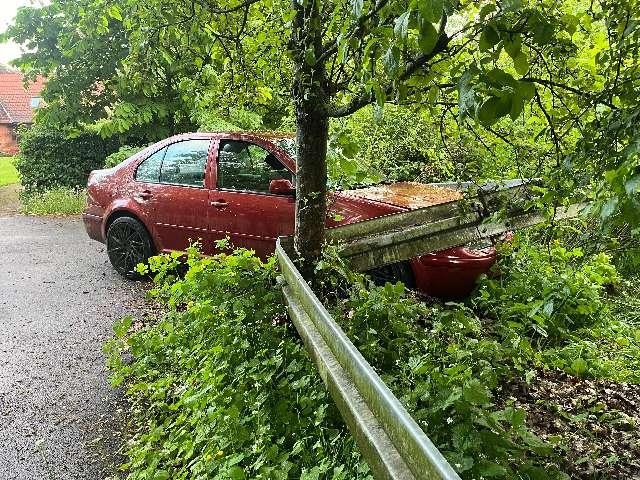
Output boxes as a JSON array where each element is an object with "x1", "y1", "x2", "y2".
[{"x1": 0, "y1": 215, "x2": 146, "y2": 479}]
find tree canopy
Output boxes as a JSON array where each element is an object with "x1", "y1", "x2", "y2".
[{"x1": 4, "y1": 0, "x2": 639, "y2": 271}]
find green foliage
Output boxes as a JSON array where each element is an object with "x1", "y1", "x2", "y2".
[
  {"x1": 104, "y1": 145, "x2": 144, "y2": 168},
  {"x1": 105, "y1": 247, "x2": 372, "y2": 480},
  {"x1": 20, "y1": 187, "x2": 86, "y2": 215},
  {"x1": 325, "y1": 261, "x2": 569, "y2": 479},
  {"x1": 544, "y1": 276, "x2": 640, "y2": 382},
  {"x1": 0, "y1": 157, "x2": 19, "y2": 186},
  {"x1": 16, "y1": 124, "x2": 118, "y2": 193},
  {"x1": 474, "y1": 238, "x2": 618, "y2": 343}
]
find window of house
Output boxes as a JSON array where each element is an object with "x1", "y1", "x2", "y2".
[
  {"x1": 30, "y1": 97, "x2": 42, "y2": 109},
  {"x1": 217, "y1": 140, "x2": 292, "y2": 193}
]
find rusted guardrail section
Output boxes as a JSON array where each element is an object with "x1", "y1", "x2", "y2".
[
  {"x1": 326, "y1": 179, "x2": 535, "y2": 244},
  {"x1": 276, "y1": 239, "x2": 461, "y2": 480},
  {"x1": 336, "y1": 202, "x2": 589, "y2": 271}
]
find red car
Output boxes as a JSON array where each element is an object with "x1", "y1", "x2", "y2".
[{"x1": 83, "y1": 132, "x2": 496, "y2": 298}]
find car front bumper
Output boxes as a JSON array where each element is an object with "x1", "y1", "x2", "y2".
[{"x1": 410, "y1": 246, "x2": 497, "y2": 299}]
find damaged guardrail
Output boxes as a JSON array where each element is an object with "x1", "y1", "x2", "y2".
[
  {"x1": 327, "y1": 179, "x2": 589, "y2": 271},
  {"x1": 277, "y1": 180, "x2": 589, "y2": 479},
  {"x1": 276, "y1": 238, "x2": 461, "y2": 480}
]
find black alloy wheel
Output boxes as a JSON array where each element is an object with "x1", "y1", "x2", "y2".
[{"x1": 106, "y1": 216, "x2": 154, "y2": 278}]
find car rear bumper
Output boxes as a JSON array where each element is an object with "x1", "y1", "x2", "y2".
[
  {"x1": 410, "y1": 246, "x2": 496, "y2": 299},
  {"x1": 82, "y1": 213, "x2": 105, "y2": 243}
]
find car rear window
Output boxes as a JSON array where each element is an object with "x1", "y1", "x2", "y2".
[
  {"x1": 135, "y1": 148, "x2": 165, "y2": 183},
  {"x1": 160, "y1": 140, "x2": 211, "y2": 187}
]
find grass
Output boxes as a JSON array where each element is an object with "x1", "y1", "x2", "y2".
[
  {"x1": 21, "y1": 187, "x2": 86, "y2": 215},
  {"x1": 0, "y1": 157, "x2": 19, "y2": 186}
]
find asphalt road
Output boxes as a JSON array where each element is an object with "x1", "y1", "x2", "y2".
[{"x1": 0, "y1": 215, "x2": 146, "y2": 479}]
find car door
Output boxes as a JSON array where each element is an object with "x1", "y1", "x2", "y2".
[
  {"x1": 208, "y1": 138, "x2": 295, "y2": 258},
  {"x1": 133, "y1": 138, "x2": 212, "y2": 252}
]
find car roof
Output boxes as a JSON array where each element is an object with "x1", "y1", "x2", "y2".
[{"x1": 169, "y1": 131, "x2": 296, "y2": 141}]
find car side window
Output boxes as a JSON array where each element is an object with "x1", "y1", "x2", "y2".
[
  {"x1": 135, "y1": 148, "x2": 165, "y2": 183},
  {"x1": 217, "y1": 140, "x2": 292, "y2": 193},
  {"x1": 159, "y1": 139, "x2": 211, "y2": 187}
]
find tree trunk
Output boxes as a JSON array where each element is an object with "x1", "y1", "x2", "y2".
[
  {"x1": 291, "y1": 0, "x2": 329, "y2": 280},
  {"x1": 294, "y1": 97, "x2": 329, "y2": 278}
]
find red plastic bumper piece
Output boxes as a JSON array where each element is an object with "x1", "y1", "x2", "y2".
[{"x1": 410, "y1": 246, "x2": 496, "y2": 299}]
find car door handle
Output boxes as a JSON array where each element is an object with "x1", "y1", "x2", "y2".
[
  {"x1": 210, "y1": 200, "x2": 228, "y2": 208},
  {"x1": 135, "y1": 190, "x2": 153, "y2": 201}
]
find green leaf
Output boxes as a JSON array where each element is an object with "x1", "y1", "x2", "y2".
[
  {"x1": 427, "y1": 85, "x2": 439, "y2": 105},
  {"x1": 479, "y1": 26, "x2": 500, "y2": 51},
  {"x1": 503, "y1": 35, "x2": 522, "y2": 59},
  {"x1": 351, "y1": 0, "x2": 364, "y2": 17},
  {"x1": 600, "y1": 197, "x2": 618, "y2": 219},
  {"x1": 462, "y1": 379, "x2": 491, "y2": 405},
  {"x1": 486, "y1": 68, "x2": 516, "y2": 87},
  {"x1": 382, "y1": 46, "x2": 400, "y2": 73},
  {"x1": 228, "y1": 466, "x2": 246, "y2": 480},
  {"x1": 304, "y1": 48, "x2": 316, "y2": 66},
  {"x1": 531, "y1": 16, "x2": 555, "y2": 44},
  {"x1": 513, "y1": 51, "x2": 529, "y2": 75},
  {"x1": 394, "y1": 11, "x2": 411, "y2": 40},
  {"x1": 625, "y1": 174, "x2": 640, "y2": 195},
  {"x1": 502, "y1": 0, "x2": 522, "y2": 12},
  {"x1": 113, "y1": 316, "x2": 133, "y2": 338},
  {"x1": 458, "y1": 68, "x2": 477, "y2": 117},
  {"x1": 571, "y1": 358, "x2": 588, "y2": 375},
  {"x1": 478, "y1": 95, "x2": 511, "y2": 125},
  {"x1": 518, "y1": 81, "x2": 536, "y2": 100},
  {"x1": 107, "y1": 5, "x2": 123, "y2": 21},
  {"x1": 418, "y1": 20, "x2": 438, "y2": 53},
  {"x1": 477, "y1": 460, "x2": 508, "y2": 477},
  {"x1": 479, "y1": 3, "x2": 496, "y2": 20},
  {"x1": 418, "y1": 0, "x2": 444, "y2": 24}
]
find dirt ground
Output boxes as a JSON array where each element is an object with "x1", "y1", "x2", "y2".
[{"x1": 0, "y1": 184, "x2": 20, "y2": 216}]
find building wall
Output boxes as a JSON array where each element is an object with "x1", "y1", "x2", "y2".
[{"x1": 0, "y1": 123, "x2": 19, "y2": 155}]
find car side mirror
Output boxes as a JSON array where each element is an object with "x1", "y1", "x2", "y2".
[{"x1": 269, "y1": 179, "x2": 295, "y2": 196}]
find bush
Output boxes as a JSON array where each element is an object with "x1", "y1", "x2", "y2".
[
  {"x1": 104, "y1": 145, "x2": 144, "y2": 168},
  {"x1": 16, "y1": 124, "x2": 119, "y2": 193},
  {"x1": 327, "y1": 271, "x2": 567, "y2": 479},
  {"x1": 105, "y1": 246, "x2": 371, "y2": 480},
  {"x1": 473, "y1": 238, "x2": 618, "y2": 343},
  {"x1": 21, "y1": 187, "x2": 86, "y2": 215}
]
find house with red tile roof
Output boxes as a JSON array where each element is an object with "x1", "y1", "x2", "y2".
[{"x1": 0, "y1": 71, "x2": 45, "y2": 154}]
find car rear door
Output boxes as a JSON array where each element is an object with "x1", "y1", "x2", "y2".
[
  {"x1": 208, "y1": 138, "x2": 295, "y2": 258},
  {"x1": 133, "y1": 138, "x2": 213, "y2": 252}
]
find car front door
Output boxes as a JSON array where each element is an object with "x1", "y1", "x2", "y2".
[
  {"x1": 133, "y1": 138, "x2": 212, "y2": 252},
  {"x1": 208, "y1": 139, "x2": 296, "y2": 258}
]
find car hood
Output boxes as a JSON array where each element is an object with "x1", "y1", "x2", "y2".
[{"x1": 327, "y1": 182, "x2": 463, "y2": 228}]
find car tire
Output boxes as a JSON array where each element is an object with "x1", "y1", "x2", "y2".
[
  {"x1": 368, "y1": 261, "x2": 416, "y2": 289},
  {"x1": 106, "y1": 216, "x2": 154, "y2": 279}
]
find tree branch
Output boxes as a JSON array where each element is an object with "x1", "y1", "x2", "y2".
[
  {"x1": 328, "y1": 29, "x2": 450, "y2": 118},
  {"x1": 318, "y1": 0, "x2": 390, "y2": 64},
  {"x1": 522, "y1": 76, "x2": 617, "y2": 109}
]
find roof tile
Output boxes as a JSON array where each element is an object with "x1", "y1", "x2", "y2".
[{"x1": 0, "y1": 73, "x2": 45, "y2": 124}]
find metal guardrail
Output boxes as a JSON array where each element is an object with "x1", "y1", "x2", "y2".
[
  {"x1": 277, "y1": 180, "x2": 588, "y2": 478},
  {"x1": 326, "y1": 179, "x2": 535, "y2": 243},
  {"x1": 276, "y1": 239, "x2": 461, "y2": 480},
  {"x1": 338, "y1": 202, "x2": 589, "y2": 271}
]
